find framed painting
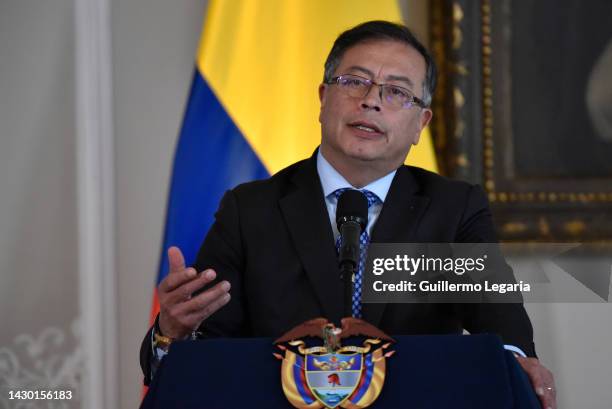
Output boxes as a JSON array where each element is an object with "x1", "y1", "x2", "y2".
[{"x1": 429, "y1": 0, "x2": 612, "y2": 241}]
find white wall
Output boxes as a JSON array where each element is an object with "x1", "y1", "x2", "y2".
[
  {"x1": 110, "y1": 1, "x2": 207, "y2": 408},
  {"x1": 0, "y1": 0, "x2": 81, "y2": 407},
  {"x1": 527, "y1": 303, "x2": 612, "y2": 408}
]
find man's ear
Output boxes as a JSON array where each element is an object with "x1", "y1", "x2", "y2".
[
  {"x1": 318, "y1": 84, "x2": 327, "y2": 123},
  {"x1": 412, "y1": 109, "x2": 433, "y2": 145},
  {"x1": 420, "y1": 108, "x2": 433, "y2": 130},
  {"x1": 319, "y1": 83, "x2": 327, "y2": 105}
]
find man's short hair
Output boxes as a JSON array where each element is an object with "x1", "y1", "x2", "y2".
[{"x1": 323, "y1": 20, "x2": 437, "y2": 107}]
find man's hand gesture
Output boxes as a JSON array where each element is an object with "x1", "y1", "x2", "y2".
[{"x1": 157, "y1": 246, "x2": 231, "y2": 339}]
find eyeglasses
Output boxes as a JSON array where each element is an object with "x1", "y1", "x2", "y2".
[{"x1": 325, "y1": 74, "x2": 427, "y2": 109}]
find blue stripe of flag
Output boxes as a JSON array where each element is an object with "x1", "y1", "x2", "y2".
[{"x1": 156, "y1": 69, "x2": 269, "y2": 284}]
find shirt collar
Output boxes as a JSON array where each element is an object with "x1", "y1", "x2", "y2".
[{"x1": 316, "y1": 149, "x2": 397, "y2": 203}]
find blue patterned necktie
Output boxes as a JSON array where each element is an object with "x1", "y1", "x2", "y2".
[{"x1": 333, "y1": 188, "x2": 379, "y2": 318}]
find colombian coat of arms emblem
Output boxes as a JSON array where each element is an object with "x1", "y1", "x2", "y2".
[{"x1": 274, "y1": 318, "x2": 395, "y2": 409}]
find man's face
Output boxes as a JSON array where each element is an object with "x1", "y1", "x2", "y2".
[{"x1": 319, "y1": 40, "x2": 432, "y2": 173}]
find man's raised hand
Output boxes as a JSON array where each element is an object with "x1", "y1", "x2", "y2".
[{"x1": 157, "y1": 246, "x2": 231, "y2": 339}]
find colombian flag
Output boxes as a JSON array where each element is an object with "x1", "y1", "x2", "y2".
[{"x1": 148, "y1": 0, "x2": 438, "y2": 326}]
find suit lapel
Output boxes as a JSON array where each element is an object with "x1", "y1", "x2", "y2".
[
  {"x1": 279, "y1": 155, "x2": 344, "y2": 324},
  {"x1": 363, "y1": 166, "x2": 430, "y2": 326}
]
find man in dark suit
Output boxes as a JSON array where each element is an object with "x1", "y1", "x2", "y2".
[{"x1": 141, "y1": 20, "x2": 556, "y2": 408}]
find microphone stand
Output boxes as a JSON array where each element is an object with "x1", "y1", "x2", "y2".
[
  {"x1": 340, "y1": 262, "x2": 355, "y2": 318},
  {"x1": 338, "y1": 220, "x2": 362, "y2": 317}
]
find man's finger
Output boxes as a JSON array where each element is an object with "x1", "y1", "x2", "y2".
[
  {"x1": 176, "y1": 292, "x2": 231, "y2": 334},
  {"x1": 167, "y1": 246, "x2": 186, "y2": 274},
  {"x1": 165, "y1": 269, "x2": 217, "y2": 305},
  {"x1": 521, "y1": 358, "x2": 555, "y2": 409},
  {"x1": 189, "y1": 291, "x2": 231, "y2": 323},
  {"x1": 181, "y1": 280, "x2": 231, "y2": 315},
  {"x1": 539, "y1": 371, "x2": 556, "y2": 409},
  {"x1": 536, "y1": 387, "x2": 555, "y2": 409},
  {"x1": 160, "y1": 267, "x2": 198, "y2": 293}
]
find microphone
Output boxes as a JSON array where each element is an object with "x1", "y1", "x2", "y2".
[{"x1": 336, "y1": 190, "x2": 368, "y2": 317}]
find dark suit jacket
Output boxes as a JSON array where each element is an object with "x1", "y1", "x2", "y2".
[{"x1": 140, "y1": 152, "x2": 535, "y2": 385}]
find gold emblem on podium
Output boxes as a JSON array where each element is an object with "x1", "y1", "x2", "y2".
[{"x1": 273, "y1": 318, "x2": 395, "y2": 409}]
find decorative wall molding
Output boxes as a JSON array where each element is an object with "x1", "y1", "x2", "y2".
[
  {"x1": 0, "y1": 320, "x2": 83, "y2": 409},
  {"x1": 74, "y1": 0, "x2": 119, "y2": 406}
]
